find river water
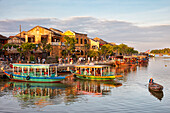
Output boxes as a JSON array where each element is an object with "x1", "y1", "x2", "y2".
[{"x1": 0, "y1": 57, "x2": 170, "y2": 113}]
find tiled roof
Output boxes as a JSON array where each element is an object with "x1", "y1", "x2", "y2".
[{"x1": 0, "y1": 34, "x2": 8, "y2": 40}]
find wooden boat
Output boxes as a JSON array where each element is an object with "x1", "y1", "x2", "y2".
[
  {"x1": 57, "y1": 70, "x2": 71, "y2": 75},
  {"x1": 73, "y1": 65, "x2": 123, "y2": 81},
  {"x1": 148, "y1": 83, "x2": 163, "y2": 92},
  {"x1": 3, "y1": 63, "x2": 71, "y2": 83},
  {"x1": 149, "y1": 89, "x2": 163, "y2": 101}
]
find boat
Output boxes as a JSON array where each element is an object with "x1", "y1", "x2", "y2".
[
  {"x1": 73, "y1": 65, "x2": 123, "y2": 81},
  {"x1": 3, "y1": 63, "x2": 71, "y2": 83},
  {"x1": 148, "y1": 83, "x2": 163, "y2": 92},
  {"x1": 149, "y1": 89, "x2": 164, "y2": 101},
  {"x1": 57, "y1": 70, "x2": 71, "y2": 75}
]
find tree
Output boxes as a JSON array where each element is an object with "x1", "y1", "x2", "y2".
[
  {"x1": 19, "y1": 43, "x2": 36, "y2": 61},
  {"x1": 0, "y1": 43, "x2": 2, "y2": 52},
  {"x1": 85, "y1": 43, "x2": 90, "y2": 59},
  {"x1": 151, "y1": 48, "x2": 170, "y2": 55},
  {"x1": 118, "y1": 43, "x2": 128, "y2": 55},
  {"x1": 64, "y1": 36, "x2": 76, "y2": 62},
  {"x1": 99, "y1": 44, "x2": 113, "y2": 60},
  {"x1": 88, "y1": 50, "x2": 99, "y2": 58},
  {"x1": 38, "y1": 40, "x2": 53, "y2": 58}
]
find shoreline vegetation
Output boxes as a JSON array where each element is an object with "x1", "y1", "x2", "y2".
[{"x1": 150, "y1": 48, "x2": 170, "y2": 55}]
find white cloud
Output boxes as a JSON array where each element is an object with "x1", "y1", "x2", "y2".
[{"x1": 0, "y1": 17, "x2": 170, "y2": 51}]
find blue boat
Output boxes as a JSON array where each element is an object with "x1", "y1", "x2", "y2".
[{"x1": 3, "y1": 63, "x2": 71, "y2": 83}]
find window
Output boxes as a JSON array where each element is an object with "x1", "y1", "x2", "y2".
[
  {"x1": 80, "y1": 39, "x2": 83, "y2": 44},
  {"x1": 51, "y1": 37, "x2": 60, "y2": 42},
  {"x1": 54, "y1": 38, "x2": 56, "y2": 42},
  {"x1": 28, "y1": 37, "x2": 35, "y2": 42},
  {"x1": 76, "y1": 38, "x2": 79, "y2": 44},
  {"x1": 81, "y1": 50, "x2": 84, "y2": 55},
  {"x1": 84, "y1": 39, "x2": 87, "y2": 44}
]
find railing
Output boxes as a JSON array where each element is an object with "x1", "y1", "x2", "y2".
[{"x1": 51, "y1": 42, "x2": 61, "y2": 46}]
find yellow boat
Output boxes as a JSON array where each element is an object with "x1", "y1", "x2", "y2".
[{"x1": 73, "y1": 65, "x2": 123, "y2": 81}]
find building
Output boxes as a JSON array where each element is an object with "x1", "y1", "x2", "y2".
[
  {"x1": 8, "y1": 26, "x2": 109, "y2": 58},
  {"x1": 8, "y1": 36, "x2": 25, "y2": 45},
  {"x1": 0, "y1": 34, "x2": 8, "y2": 57},
  {"x1": 15, "y1": 26, "x2": 65, "y2": 57},
  {"x1": 89, "y1": 38, "x2": 99, "y2": 51},
  {"x1": 0, "y1": 34, "x2": 8, "y2": 45},
  {"x1": 93, "y1": 37, "x2": 108, "y2": 46},
  {"x1": 6, "y1": 36, "x2": 25, "y2": 59}
]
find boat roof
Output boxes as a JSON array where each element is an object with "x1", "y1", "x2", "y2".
[
  {"x1": 74, "y1": 65, "x2": 111, "y2": 68},
  {"x1": 12, "y1": 63, "x2": 58, "y2": 68}
]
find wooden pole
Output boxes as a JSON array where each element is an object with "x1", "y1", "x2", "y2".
[
  {"x1": 94, "y1": 68, "x2": 95, "y2": 76},
  {"x1": 101, "y1": 68, "x2": 102, "y2": 76},
  {"x1": 56, "y1": 66, "x2": 58, "y2": 77}
]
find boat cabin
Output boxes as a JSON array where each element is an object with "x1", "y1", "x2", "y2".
[
  {"x1": 12, "y1": 63, "x2": 59, "y2": 77},
  {"x1": 74, "y1": 65, "x2": 111, "y2": 76}
]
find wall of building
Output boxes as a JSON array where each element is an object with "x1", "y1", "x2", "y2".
[{"x1": 89, "y1": 39, "x2": 99, "y2": 51}]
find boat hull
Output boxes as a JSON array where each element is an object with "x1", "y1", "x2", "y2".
[
  {"x1": 4, "y1": 71, "x2": 66, "y2": 83},
  {"x1": 149, "y1": 83, "x2": 163, "y2": 92},
  {"x1": 74, "y1": 74, "x2": 122, "y2": 81}
]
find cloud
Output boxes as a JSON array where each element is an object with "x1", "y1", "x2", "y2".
[{"x1": 0, "y1": 17, "x2": 170, "y2": 51}]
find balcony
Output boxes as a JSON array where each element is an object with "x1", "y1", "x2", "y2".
[{"x1": 51, "y1": 42, "x2": 61, "y2": 46}]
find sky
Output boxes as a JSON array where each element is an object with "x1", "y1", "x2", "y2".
[{"x1": 0, "y1": 0, "x2": 170, "y2": 51}]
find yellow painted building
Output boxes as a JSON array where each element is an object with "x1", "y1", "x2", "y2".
[
  {"x1": 16, "y1": 26, "x2": 64, "y2": 57},
  {"x1": 89, "y1": 39, "x2": 99, "y2": 51}
]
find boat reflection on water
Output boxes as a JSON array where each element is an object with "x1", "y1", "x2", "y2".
[
  {"x1": 3, "y1": 82, "x2": 71, "y2": 108},
  {"x1": 149, "y1": 89, "x2": 164, "y2": 101},
  {"x1": 74, "y1": 80, "x2": 122, "y2": 97},
  {"x1": 0, "y1": 80, "x2": 122, "y2": 108},
  {"x1": 111, "y1": 65, "x2": 137, "y2": 76}
]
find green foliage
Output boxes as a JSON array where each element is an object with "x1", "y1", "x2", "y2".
[
  {"x1": 64, "y1": 36, "x2": 76, "y2": 56},
  {"x1": 116, "y1": 43, "x2": 138, "y2": 55},
  {"x1": 19, "y1": 43, "x2": 37, "y2": 61},
  {"x1": 39, "y1": 40, "x2": 52, "y2": 52},
  {"x1": 30, "y1": 55, "x2": 35, "y2": 61},
  {"x1": 2, "y1": 43, "x2": 19, "y2": 50},
  {"x1": 88, "y1": 50, "x2": 98, "y2": 57},
  {"x1": 151, "y1": 48, "x2": 170, "y2": 54},
  {"x1": 0, "y1": 43, "x2": 2, "y2": 52},
  {"x1": 55, "y1": 56, "x2": 59, "y2": 62},
  {"x1": 97, "y1": 43, "x2": 138, "y2": 57},
  {"x1": 61, "y1": 50, "x2": 67, "y2": 58},
  {"x1": 98, "y1": 44, "x2": 113, "y2": 58}
]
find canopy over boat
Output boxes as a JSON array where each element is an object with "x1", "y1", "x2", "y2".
[
  {"x1": 75, "y1": 65, "x2": 111, "y2": 68},
  {"x1": 13, "y1": 63, "x2": 58, "y2": 68}
]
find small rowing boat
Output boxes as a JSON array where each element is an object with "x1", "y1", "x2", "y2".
[{"x1": 149, "y1": 83, "x2": 163, "y2": 92}]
